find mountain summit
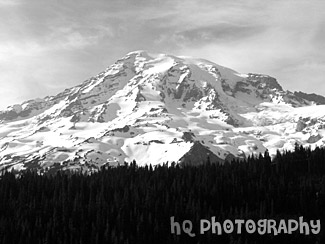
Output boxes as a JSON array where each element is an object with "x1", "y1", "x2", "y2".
[{"x1": 1, "y1": 51, "x2": 325, "y2": 172}]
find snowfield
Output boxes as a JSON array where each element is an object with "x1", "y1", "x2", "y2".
[{"x1": 1, "y1": 51, "x2": 325, "y2": 172}]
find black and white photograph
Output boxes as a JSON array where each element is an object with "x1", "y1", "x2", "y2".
[{"x1": 0, "y1": 0, "x2": 324, "y2": 243}]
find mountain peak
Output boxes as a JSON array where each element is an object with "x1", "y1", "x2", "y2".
[{"x1": 1, "y1": 51, "x2": 324, "y2": 173}]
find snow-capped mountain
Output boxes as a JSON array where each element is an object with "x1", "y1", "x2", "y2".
[{"x1": 1, "y1": 50, "x2": 325, "y2": 173}]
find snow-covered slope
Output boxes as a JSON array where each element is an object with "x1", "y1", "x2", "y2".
[{"x1": 1, "y1": 51, "x2": 324, "y2": 173}]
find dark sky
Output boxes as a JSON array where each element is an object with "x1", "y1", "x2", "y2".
[{"x1": 1, "y1": 0, "x2": 325, "y2": 109}]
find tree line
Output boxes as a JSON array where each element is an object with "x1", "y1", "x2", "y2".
[{"x1": 0, "y1": 144, "x2": 325, "y2": 244}]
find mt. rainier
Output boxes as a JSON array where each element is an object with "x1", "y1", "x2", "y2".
[{"x1": 1, "y1": 50, "x2": 325, "y2": 173}]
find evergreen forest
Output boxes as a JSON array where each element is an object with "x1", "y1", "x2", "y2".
[{"x1": 0, "y1": 145, "x2": 325, "y2": 244}]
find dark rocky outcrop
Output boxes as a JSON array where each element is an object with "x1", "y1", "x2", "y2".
[
  {"x1": 294, "y1": 91, "x2": 325, "y2": 105},
  {"x1": 296, "y1": 119, "x2": 307, "y2": 132},
  {"x1": 179, "y1": 141, "x2": 224, "y2": 166},
  {"x1": 307, "y1": 134, "x2": 322, "y2": 143}
]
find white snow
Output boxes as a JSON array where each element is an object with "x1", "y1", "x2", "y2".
[{"x1": 1, "y1": 51, "x2": 325, "y2": 171}]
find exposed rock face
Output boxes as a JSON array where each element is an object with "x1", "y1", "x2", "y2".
[
  {"x1": 296, "y1": 119, "x2": 307, "y2": 132},
  {"x1": 307, "y1": 134, "x2": 322, "y2": 143},
  {"x1": 0, "y1": 99, "x2": 50, "y2": 122},
  {"x1": 294, "y1": 91, "x2": 325, "y2": 105},
  {"x1": 181, "y1": 132, "x2": 195, "y2": 142},
  {"x1": 246, "y1": 73, "x2": 283, "y2": 91}
]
